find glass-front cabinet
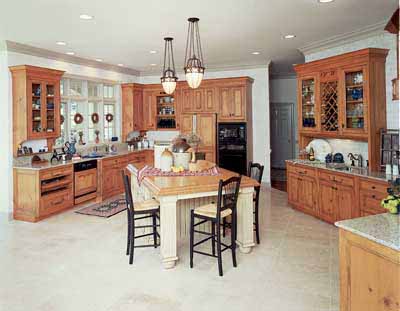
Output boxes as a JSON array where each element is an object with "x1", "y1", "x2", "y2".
[
  {"x1": 341, "y1": 67, "x2": 367, "y2": 134},
  {"x1": 156, "y1": 93, "x2": 176, "y2": 129},
  {"x1": 299, "y1": 76, "x2": 319, "y2": 131}
]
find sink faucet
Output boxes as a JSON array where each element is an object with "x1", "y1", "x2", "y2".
[{"x1": 348, "y1": 153, "x2": 363, "y2": 167}]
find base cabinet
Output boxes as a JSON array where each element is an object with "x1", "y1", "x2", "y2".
[
  {"x1": 287, "y1": 161, "x2": 387, "y2": 224},
  {"x1": 339, "y1": 229, "x2": 400, "y2": 311}
]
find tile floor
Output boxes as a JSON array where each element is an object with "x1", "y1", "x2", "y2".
[{"x1": 0, "y1": 187, "x2": 339, "y2": 311}]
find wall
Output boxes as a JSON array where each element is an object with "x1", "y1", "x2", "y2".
[
  {"x1": 269, "y1": 77, "x2": 298, "y2": 156},
  {"x1": 140, "y1": 66, "x2": 271, "y2": 183},
  {"x1": 304, "y1": 32, "x2": 399, "y2": 164},
  {"x1": 2, "y1": 50, "x2": 138, "y2": 219}
]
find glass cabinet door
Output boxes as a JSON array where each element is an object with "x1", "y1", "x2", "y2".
[
  {"x1": 31, "y1": 82, "x2": 43, "y2": 135},
  {"x1": 300, "y1": 78, "x2": 317, "y2": 130},
  {"x1": 45, "y1": 83, "x2": 56, "y2": 133},
  {"x1": 343, "y1": 68, "x2": 366, "y2": 132}
]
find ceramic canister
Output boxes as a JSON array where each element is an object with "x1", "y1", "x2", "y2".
[
  {"x1": 173, "y1": 152, "x2": 191, "y2": 170},
  {"x1": 160, "y1": 148, "x2": 173, "y2": 172}
]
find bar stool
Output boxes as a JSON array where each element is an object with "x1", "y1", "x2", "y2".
[
  {"x1": 189, "y1": 176, "x2": 241, "y2": 277},
  {"x1": 122, "y1": 171, "x2": 160, "y2": 265},
  {"x1": 223, "y1": 162, "x2": 264, "y2": 244}
]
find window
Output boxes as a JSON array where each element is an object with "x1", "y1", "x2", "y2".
[{"x1": 56, "y1": 78, "x2": 118, "y2": 146}]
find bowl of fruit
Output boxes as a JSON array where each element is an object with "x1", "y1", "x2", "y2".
[{"x1": 381, "y1": 178, "x2": 400, "y2": 215}]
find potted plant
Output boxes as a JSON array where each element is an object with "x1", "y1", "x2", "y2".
[{"x1": 381, "y1": 178, "x2": 400, "y2": 214}]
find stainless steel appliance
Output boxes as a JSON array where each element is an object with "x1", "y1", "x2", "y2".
[{"x1": 217, "y1": 123, "x2": 247, "y2": 175}]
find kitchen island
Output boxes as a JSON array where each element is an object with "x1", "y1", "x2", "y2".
[
  {"x1": 129, "y1": 165, "x2": 259, "y2": 269},
  {"x1": 335, "y1": 214, "x2": 399, "y2": 311}
]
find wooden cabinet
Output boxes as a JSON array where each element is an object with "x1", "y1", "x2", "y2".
[
  {"x1": 133, "y1": 87, "x2": 143, "y2": 131},
  {"x1": 180, "y1": 86, "x2": 218, "y2": 114},
  {"x1": 13, "y1": 165, "x2": 73, "y2": 222},
  {"x1": 121, "y1": 83, "x2": 144, "y2": 138},
  {"x1": 181, "y1": 114, "x2": 194, "y2": 135},
  {"x1": 318, "y1": 180, "x2": 336, "y2": 223},
  {"x1": 142, "y1": 90, "x2": 157, "y2": 130},
  {"x1": 218, "y1": 86, "x2": 246, "y2": 121},
  {"x1": 339, "y1": 229, "x2": 400, "y2": 311},
  {"x1": 359, "y1": 178, "x2": 388, "y2": 216},
  {"x1": 295, "y1": 48, "x2": 389, "y2": 171},
  {"x1": 287, "y1": 168, "x2": 317, "y2": 217},
  {"x1": 196, "y1": 113, "x2": 217, "y2": 162},
  {"x1": 74, "y1": 168, "x2": 97, "y2": 197},
  {"x1": 10, "y1": 65, "x2": 64, "y2": 156}
]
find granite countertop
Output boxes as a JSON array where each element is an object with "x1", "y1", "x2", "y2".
[
  {"x1": 335, "y1": 213, "x2": 400, "y2": 251},
  {"x1": 13, "y1": 148, "x2": 154, "y2": 170},
  {"x1": 286, "y1": 159, "x2": 395, "y2": 182}
]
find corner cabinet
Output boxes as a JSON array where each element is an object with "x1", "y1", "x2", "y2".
[
  {"x1": 10, "y1": 65, "x2": 64, "y2": 156},
  {"x1": 295, "y1": 48, "x2": 388, "y2": 171}
]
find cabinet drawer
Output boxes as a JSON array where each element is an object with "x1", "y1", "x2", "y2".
[
  {"x1": 287, "y1": 164, "x2": 316, "y2": 178},
  {"x1": 319, "y1": 170, "x2": 354, "y2": 187},
  {"x1": 128, "y1": 153, "x2": 146, "y2": 164},
  {"x1": 359, "y1": 190, "x2": 386, "y2": 215},
  {"x1": 40, "y1": 189, "x2": 73, "y2": 216},
  {"x1": 40, "y1": 165, "x2": 73, "y2": 180},
  {"x1": 102, "y1": 157, "x2": 127, "y2": 169},
  {"x1": 360, "y1": 179, "x2": 388, "y2": 194}
]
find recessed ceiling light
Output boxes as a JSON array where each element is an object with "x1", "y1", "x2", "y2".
[
  {"x1": 149, "y1": 50, "x2": 157, "y2": 54},
  {"x1": 56, "y1": 41, "x2": 67, "y2": 46},
  {"x1": 66, "y1": 51, "x2": 75, "y2": 55},
  {"x1": 117, "y1": 64, "x2": 124, "y2": 67},
  {"x1": 95, "y1": 58, "x2": 103, "y2": 62},
  {"x1": 251, "y1": 51, "x2": 260, "y2": 55},
  {"x1": 150, "y1": 63, "x2": 157, "y2": 66},
  {"x1": 318, "y1": 0, "x2": 334, "y2": 3},
  {"x1": 79, "y1": 14, "x2": 93, "y2": 20},
  {"x1": 284, "y1": 34, "x2": 296, "y2": 39}
]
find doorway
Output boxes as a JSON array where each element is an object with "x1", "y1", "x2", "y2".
[{"x1": 270, "y1": 102, "x2": 295, "y2": 191}]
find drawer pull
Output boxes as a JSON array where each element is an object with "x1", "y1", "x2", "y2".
[
  {"x1": 298, "y1": 171, "x2": 307, "y2": 175},
  {"x1": 372, "y1": 195, "x2": 376, "y2": 199},
  {"x1": 372, "y1": 186, "x2": 376, "y2": 190},
  {"x1": 52, "y1": 198, "x2": 64, "y2": 205}
]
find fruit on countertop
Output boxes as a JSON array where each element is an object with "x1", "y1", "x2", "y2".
[
  {"x1": 381, "y1": 195, "x2": 400, "y2": 214},
  {"x1": 171, "y1": 166, "x2": 184, "y2": 173}
]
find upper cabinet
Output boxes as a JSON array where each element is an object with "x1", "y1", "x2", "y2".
[
  {"x1": 10, "y1": 65, "x2": 64, "y2": 156},
  {"x1": 295, "y1": 49, "x2": 388, "y2": 171},
  {"x1": 180, "y1": 86, "x2": 218, "y2": 114},
  {"x1": 121, "y1": 83, "x2": 143, "y2": 141},
  {"x1": 218, "y1": 85, "x2": 247, "y2": 121}
]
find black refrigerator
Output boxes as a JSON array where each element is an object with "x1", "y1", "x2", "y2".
[{"x1": 217, "y1": 123, "x2": 247, "y2": 175}]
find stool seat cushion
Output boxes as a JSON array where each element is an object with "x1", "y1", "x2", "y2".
[
  {"x1": 135, "y1": 199, "x2": 160, "y2": 212},
  {"x1": 194, "y1": 203, "x2": 231, "y2": 219}
]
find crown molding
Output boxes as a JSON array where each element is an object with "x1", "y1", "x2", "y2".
[
  {"x1": 298, "y1": 21, "x2": 387, "y2": 55},
  {"x1": 6, "y1": 41, "x2": 140, "y2": 76},
  {"x1": 139, "y1": 61, "x2": 271, "y2": 76}
]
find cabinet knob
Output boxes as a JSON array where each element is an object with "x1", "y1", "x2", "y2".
[{"x1": 372, "y1": 194, "x2": 376, "y2": 199}]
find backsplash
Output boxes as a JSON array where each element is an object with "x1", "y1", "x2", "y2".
[
  {"x1": 326, "y1": 139, "x2": 368, "y2": 167},
  {"x1": 146, "y1": 130, "x2": 179, "y2": 142}
]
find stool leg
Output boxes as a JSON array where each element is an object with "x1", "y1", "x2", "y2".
[
  {"x1": 126, "y1": 211, "x2": 131, "y2": 255},
  {"x1": 222, "y1": 218, "x2": 226, "y2": 237},
  {"x1": 152, "y1": 213, "x2": 157, "y2": 248},
  {"x1": 255, "y1": 200, "x2": 260, "y2": 244},
  {"x1": 189, "y1": 210, "x2": 194, "y2": 268},
  {"x1": 231, "y1": 211, "x2": 237, "y2": 268},
  {"x1": 216, "y1": 220, "x2": 223, "y2": 277},
  {"x1": 211, "y1": 221, "x2": 216, "y2": 256},
  {"x1": 129, "y1": 217, "x2": 135, "y2": 265}
]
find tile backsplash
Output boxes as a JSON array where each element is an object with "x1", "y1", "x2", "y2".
[
  {"x1": 326, "y1": 139, "x2": 368, "y2": 167},
  {"x1": 146, "y1": 130, "x2": 179, "y2": 142}
]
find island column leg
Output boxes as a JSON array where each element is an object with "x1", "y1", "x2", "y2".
[
  {"x1": 236, "y1": 187, "x2": 255, "y2": 253},
  {"x1": 159, "y1": 195, "x2": 179, "y2": 269}
]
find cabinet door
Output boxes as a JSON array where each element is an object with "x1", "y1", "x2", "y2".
[
  {"x1": 196, "y1": 113, "x2": 216, "y2": 149},
  {"x1": 320, "y1": 70, "x2": 339, "y2": 133},
  {"x1": 204, "y1": 88, "x2": 217, "y2": 112},
  {"x1": 143, "y1": 91, "x2": 156, "y2": 130},
  {"x1": 287, "y1": 173, "x2": 300, "y2": 205},
  {"x1": 318, "y1": 180, "x2": 336, "y2": 223},
  {"x1": 340, "y1": 66, "x2": 368, "y2": 136},
  {"x1": 192, "y1": 89, "x2": 204, "y2": 111},
  {"x1": 336, "y1": 185, "x2": 354, "y2": 221},
  {"x1": 181, "y1": 89, "x2": 193, "y2": 113},
  {"x1": 297, "y1": 176, "x2": 317, "y2": 215},
  {"x1": 231, "y1": 86, "x2": 245, "y2": 120},
  {"x1": 133, "y1": 89, "x2": 143, "y2": 131},
  {"x1": 298, "y1": 75, "x2": 319, "y2": 132},
  {"x1": 121, "y1": 86, "x2": 133, "y2": 140},
  {"x1": 102, "y1": 167, "x2": 116, "y2": 196},
  {"x1": 180, "y1": 114, "x2": 194, "y2": 135},
  {"x1": 28, "y1": 80, "x2": 46, "y2": 139},
  {"x1": 219, "y1": 87, "x2": 232, "y2": 120}
]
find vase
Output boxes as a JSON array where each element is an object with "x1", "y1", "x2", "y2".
[{"x1": 95, "y1": 132, "x2": 100, "y2": 144}]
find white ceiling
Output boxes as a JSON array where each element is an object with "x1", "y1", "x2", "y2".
[{"x1": 0, "y1": 0, "x2": 397, "y2": 76}]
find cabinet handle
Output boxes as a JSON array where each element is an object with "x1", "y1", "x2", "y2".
[
  {"x1": 298, "y1": 171, "x2": 306, "y2": 175},
  {"x1": 341, "y1": 124, "x2": 344, "y2": 128},
  {"x1": 53, "y1": 198, "x2": 64, "y2": 205},
  {"x1": 371, "y1": 186, "x2": 376, "y2": 190},
  {"x1": 372, "y1": 194, "x2": 376, "y2": 199}
]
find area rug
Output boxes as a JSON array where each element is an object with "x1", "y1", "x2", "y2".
[{"x1": 75, "y1": 194, "x2": 126, "y2": 218}]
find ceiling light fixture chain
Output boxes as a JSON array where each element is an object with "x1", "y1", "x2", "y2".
[{"x1": 161, "y1": 37, "x2": 178, "y2": 95}]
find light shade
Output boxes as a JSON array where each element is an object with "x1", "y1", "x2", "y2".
[
  {"x1": 184, "y1": 17, "x2": 205, "y2": 89},
  {"x1": 161, "y1": 37, "x2": 178, "y2": 95}
]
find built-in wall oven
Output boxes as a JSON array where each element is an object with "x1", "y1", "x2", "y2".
[{"x1": 217, "y1": 123, "x2": 247, "y2": 175}]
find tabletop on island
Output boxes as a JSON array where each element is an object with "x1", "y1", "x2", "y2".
[{"x1": 129, "y1": 165, "x2": 260, "y2": 197}]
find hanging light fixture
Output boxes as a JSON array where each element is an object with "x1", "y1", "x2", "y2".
[
  {"x1": 161, "y1": 37, "x2": 178, "y2": 94},
  {"x1": 184, "y1": 17, "x2": 205, "y2": 89}
]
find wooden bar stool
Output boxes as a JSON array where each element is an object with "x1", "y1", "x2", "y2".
[
  {"x1": 223, "y1": 162, "x2": 264, "y2": 244},
  {"x1": 189, "y1": 176, "x2": 241, "y2": 277},
  {"x1": 122, "y1": 171, "x2": 160, "y2": 265}
]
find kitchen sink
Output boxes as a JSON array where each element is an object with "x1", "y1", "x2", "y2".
[
  {"x1": 334, "y1": 166, "x2": 368, "y2": 174},
  {"x1": 82, "y1": 153, "x2": 105, "y2": 159}
]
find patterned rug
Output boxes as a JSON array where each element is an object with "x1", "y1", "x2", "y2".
[{"x1": 75, "y1": 194, "x2": 127, "y2": 218}]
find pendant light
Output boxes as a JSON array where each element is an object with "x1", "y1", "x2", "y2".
[
  {"x1": 161, "y1": 37, "x2": 178, "y2": 94},
  {"x1": 184, "y1": 17, "x2": 205, "y2": 89}
]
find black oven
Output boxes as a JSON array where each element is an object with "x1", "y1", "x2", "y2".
[{"x1": 217, "y1": 123, "x2": 247, "y2": 175}]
